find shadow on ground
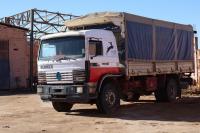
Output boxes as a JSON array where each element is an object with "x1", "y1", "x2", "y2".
[
  {"x1": 65, "y1": 96, "x2": 200, "y2": 123},
  {"x1": 0, "y1": 88, "x2": 36, "y2": 96}
]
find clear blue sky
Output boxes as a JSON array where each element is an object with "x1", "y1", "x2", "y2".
[{"x1": 0, "y1": 0, "x2": 199, "y2": 45}]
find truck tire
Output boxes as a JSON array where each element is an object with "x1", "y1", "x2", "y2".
[
  {"x1": 52, "y1": 102, "x2": 73, "y2": 112},
  {"x1": 155, "y1": 79, "x2": 178, "y2": 102},
  {"x1": 154, "y1": 87, "x2": 167, "y2": 102},
  {"x1": 166, "y1": 79, "x2": 178, "y2": 102},
  {"x1": 96, "y1": 83, "x2": 120, "y2": 114},
  {"x1": 96, "y1": 100, "x2": 104, "y2": 113}
]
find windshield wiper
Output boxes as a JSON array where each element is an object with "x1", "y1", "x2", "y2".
[{"x1": 56, "y1": 56, "x2": 76, "y2": 61}]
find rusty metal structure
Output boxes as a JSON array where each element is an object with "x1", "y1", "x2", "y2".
[
  {"x1": 0, "y1": 9, "x2": 78, "y2": 39},
  {"x1": 0, "y1": 9, "x2": 78, "y2": 89}
]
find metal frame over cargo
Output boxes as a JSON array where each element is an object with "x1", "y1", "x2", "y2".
[{"x1": 65, "y1": 12, "x2": 195, "y2": 77}]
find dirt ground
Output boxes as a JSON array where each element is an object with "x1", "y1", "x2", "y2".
[{"x1": 0, "y1": 93, "x2": 200, "y2": 133}]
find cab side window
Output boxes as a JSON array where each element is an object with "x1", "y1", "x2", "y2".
[{"x1": 89, "y1": 40, "x2": 103, "y2": 57}]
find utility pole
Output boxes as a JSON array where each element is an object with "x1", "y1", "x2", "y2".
[{"x1": 30, "y1": 9, "x2": 34, "y2": 90}]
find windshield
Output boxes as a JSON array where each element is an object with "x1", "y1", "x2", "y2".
[{"x1": 39, "y1": 36, "x2": 85, "y2": 60}]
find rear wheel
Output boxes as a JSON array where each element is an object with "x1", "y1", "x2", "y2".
[
  {"x1": 155, "y1": 78, "x2": 178, "y2": 102},
  {"x1": 52, "y1": 102, "x2": 73, "y2": 112},
  {"x1": 96, "y1": 83, "x2": 120, "y2": 114},
  {"x1": 155, "y1": 87, "x2": 167, "y2": 102},
  {"x1": 166, "y1": 79, "x2": 178, "y2": 102}
]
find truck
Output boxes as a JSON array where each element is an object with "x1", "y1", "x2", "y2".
[{"x1": 37, "y1": 12, "x2": 198, "y2": 114}]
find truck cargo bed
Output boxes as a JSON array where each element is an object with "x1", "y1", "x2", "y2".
[{"x1": 124, "y1": 13, "x2": 195, "y2": 76}]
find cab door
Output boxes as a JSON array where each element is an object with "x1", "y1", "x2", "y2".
[{"x1": 88, "y1": 39, "x2": 120, "y2": 82}]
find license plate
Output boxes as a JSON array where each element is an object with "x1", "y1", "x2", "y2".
[{"x1": 53, "y1": 86, "x2": 65, "y2": 90}]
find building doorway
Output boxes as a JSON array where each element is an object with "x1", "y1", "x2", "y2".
[{"x1": 0, "y1": 40, "x2": 10, "y2": 90}]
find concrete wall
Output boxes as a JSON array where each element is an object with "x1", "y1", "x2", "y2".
[{"x1": 0, "y1": 24, "x2": 29, "y2": 89}]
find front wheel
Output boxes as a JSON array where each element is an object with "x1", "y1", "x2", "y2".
[
  {"x1": 96, "y1": 83, "x2": 120, "y2": 114},
  {"x1": 52, "y1": 102, "x2": 73, "y2": 112}
]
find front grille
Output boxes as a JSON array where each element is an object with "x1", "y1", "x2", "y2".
[
  {"x1": 38, "y1": 73, "x2": 46, "y2": 83},
  {"x1": 38, "y1": 70, "x2": 85, "y2": 84},
  {"x1": 38, "y1": 72, "x2": 73, "y2": 84}
]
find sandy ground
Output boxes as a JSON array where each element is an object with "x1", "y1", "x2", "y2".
[{"x1": 0, "y1": 93, "x2": 200, "y2": 133}]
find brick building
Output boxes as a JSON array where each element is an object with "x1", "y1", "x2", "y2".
[{"x1": 0, "y1": 22, "x2": 30, "y2": 90}]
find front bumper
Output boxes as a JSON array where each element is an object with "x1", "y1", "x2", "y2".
[{"x1": 37, "y1": 84, "x2": 97, "y2": 103}]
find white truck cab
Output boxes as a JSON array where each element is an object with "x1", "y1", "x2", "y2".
[{"x1": 37, "y1": 29, "x2": 122, "y2": 112}]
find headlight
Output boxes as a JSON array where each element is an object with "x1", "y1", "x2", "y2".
[{"x1": 37, "y1": 87, "x2": 43, "y2": 94}]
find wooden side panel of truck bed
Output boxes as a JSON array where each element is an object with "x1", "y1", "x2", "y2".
[{"x1": 128, "y1": 60, "x2": 194, "y2": 76}]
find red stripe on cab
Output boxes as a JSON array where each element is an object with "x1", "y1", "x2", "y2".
[{"x1": 89, "y1": 67, "x2": 120, "y2": 82}]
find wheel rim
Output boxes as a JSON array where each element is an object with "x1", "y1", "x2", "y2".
[{"x1": 105, "y1": 90, "x2": 116, "y2": 106}]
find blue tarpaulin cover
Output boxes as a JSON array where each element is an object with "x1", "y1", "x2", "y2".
[
  {"x1": 126, "y1": 21, "x2": 193, "y2": 61},
  {"x1": 127, "y1": 21, "x2": 153, "y2": 60},
  {"x1": 177, "y1": 30, "x2": 193, "y2": 60},
  {"x1": 156, "y1": 26, "x2": 175, "y2": 60}
]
